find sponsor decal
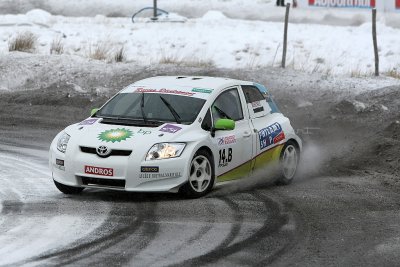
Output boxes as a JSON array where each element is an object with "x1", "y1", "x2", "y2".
[
  {"x1": 134, "y1": 88, "x2": 195, "y2": 97},
  {"x1": 308, "y1": 0, "x2": 375, "y2": 8},
  {"x1": 56, "y1": 159, "x2": 64, "y2": 166},
  {"x1": 55, "y1": 159, "x2": 65, "y2": 170},
  {"x1": 217, "y1": 135, "x2": 236, "y2": 146},
  {"x1": 192, "y1": 88, "x2": 213, "y2": 94},
  {"x1": 397, "y1": 0, "x2": 400, "y2": 9},
  {"x1": 251, "y1": 101, "x2": 262, "y2": 108},
  {"x1": 137, "y1": 129, "x2": 151, "y2": 135},
  {"x1": 251, "y1": 101, "x2": 265, "y2": 113},
  {"x1": 253, "y1": 107, "x2": 264, "y2": 113},
  {"x1": 98, "y1": 128, "x2": 133, "y2": 143},
  {"x1": 79, "y1": 118, "x2": 98, "y2": 125},
  {"x1": 141, "y1": 166, "x2": 159, "y2": 173},
  {"x1": 218, "y1": 148, "x2": 233, "y2": 167},
  {"x1": 54, "y1": 164, "x2": 65, "y2": 171},
  {"x1": 84, "y1": 165, "x2": 114, "y2": 176},
  {"x1": 258, "y1": 122, "x2": 286, "y2": 150},
  {"x1": 139, "y1": 172, "x2": 181, "y2": 179},
  {"x1": 160, "y1": 124, "x2": 182, "y2": 134}
]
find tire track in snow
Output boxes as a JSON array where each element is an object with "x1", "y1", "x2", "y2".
[
  {"x1": 171, "y1": 191, "x2": 291, "y2": 266},
  {"x1": 29, "y1": 200, "x2": 157, "y2": 266},
  {"x1": 0, "y1": 194, "x2": 24, "y2": 237},
  {"x1": 133, "y1": 197, "x2": 219, "y2": 266},
  {"x1": 0, "y1": 147, "x2": 110, "y2": 266}
]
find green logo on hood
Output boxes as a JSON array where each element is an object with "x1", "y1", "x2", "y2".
[{"x1": 98, "y1": 128, "x2": 133, "y2": 143}]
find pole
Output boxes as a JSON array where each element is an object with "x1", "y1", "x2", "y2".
[
  {"x1": 153, "y1": 0, "x2": 158, "y2": 20},
  {"x1": 282, "y1": 3, "x2": 290, "y2": 68},
  {"x1": 372, "y1": 8, "x2": 379, "y2": 76}
]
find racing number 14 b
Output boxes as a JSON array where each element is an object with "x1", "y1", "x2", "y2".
[{"x1": 218, "y1": 148, "x2": 232, "y2": 167}]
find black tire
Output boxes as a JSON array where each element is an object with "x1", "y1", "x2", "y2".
[
  {"x1": 276, "y1": 141, "x2": 300, "y2": 185},
  {"x1": 179, "y1": 149, "x2": 215, "y2": 198},
  {"x1": 54, "y1": 180, "x2": 84, "y2": 194}
]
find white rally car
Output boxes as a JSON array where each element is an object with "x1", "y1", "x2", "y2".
[{"x1": 49, "y1": 76, "x2": 301, "y2": 198}]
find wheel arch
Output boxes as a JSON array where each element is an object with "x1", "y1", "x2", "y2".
[
  {"x1": 287, "y1": 138, "x2": 300, "y2": 150},
  {"x1": 284, "y1": 138, "x2": 301, "y2": 161},
  {"x1": 197, "y1": 146, "x2": 215, "y2": 167},
  {"x1": 283, "y1": 132, "x2": 302, "y2": 152}
]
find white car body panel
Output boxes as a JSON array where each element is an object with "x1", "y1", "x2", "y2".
[{"x1": 49, "y1": 76, "x2": 302, "y2": 193}]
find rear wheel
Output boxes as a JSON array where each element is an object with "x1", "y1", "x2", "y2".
[
  {"x1": 54, "y1": 180, "x2": 84, "y2": 194},
  {"x1": 276, "y1": 141, "x2": 299, "y2": 185},
  {"x1": 180, "y1": 150, "x2": 214, "y2": 198}
]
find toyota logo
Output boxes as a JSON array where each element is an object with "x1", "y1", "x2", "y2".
[{"x1": 96, "y1": 145, "x2": 111, "y2": 157}]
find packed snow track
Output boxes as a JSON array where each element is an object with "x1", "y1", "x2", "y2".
[
  {"x1": 0, "y1": 143, "x2": 300, "y2": 266},
  {"x1": 1, "y1": 60, "x2": 400, "y2": 266}
]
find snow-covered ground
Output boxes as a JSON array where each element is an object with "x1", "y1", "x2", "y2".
[
  {"x1": 0, "y1": 0, "x2": 400, "y2": 77},
  {"x1": 1, "y1": 0, "x2": 400, "y2": 28}
]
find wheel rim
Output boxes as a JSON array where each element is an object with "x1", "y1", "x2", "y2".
[
  {"x1": 282, "y1": 145, "x2": 298, "y2": 180},
  {"x1": 189, "y1": 155, "x2": 212, "y2": 193}
]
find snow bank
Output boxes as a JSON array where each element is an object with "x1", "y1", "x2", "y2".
[
  {"x1": 200, "y1": 10, "x2": 228, "y2": 21},
  {"x1": 0, "y1": 0, "x2": 400, "y2": 28},
  {"x1": 0, "y1": 7, "x2": 399, "y2": 76},
  {"x1": 26, "y1": 9, "x2": 54, "y2": 26}
]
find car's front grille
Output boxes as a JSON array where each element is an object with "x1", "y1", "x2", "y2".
[
  {"x1": 80, "y1": 146, "x2": 132, "y2": 157},
  {"x1": 80, "y1": 176, "x2": 126, "y2": 188}
]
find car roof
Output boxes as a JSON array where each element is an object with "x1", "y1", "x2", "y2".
[
  {"x1": 121, "y1": 76, "x2": 254, "y2": 99},
  {"x1": 133, "y1": 76, "x2": 252, "y2": 88}
]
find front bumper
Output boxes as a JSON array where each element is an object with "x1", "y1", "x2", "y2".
[{"x1": 49, "y1": 145, "x2": 189, "y2": 192}]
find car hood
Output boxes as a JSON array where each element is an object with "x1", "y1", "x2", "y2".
[{"x1": 65, "y1": 118, "x2": 193, "y2": 149}]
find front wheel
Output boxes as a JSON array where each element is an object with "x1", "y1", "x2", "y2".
[
  {"x1": 276, "y1": 141, "x2": 300, "y2": 185},
  {"x1": 54, "y1": 180, "x2": 84, "y2": 194},
  {"x1": 180, "y1": 150, "x2": 215, "y2": 198}
]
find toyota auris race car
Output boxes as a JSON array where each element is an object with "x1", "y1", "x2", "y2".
[{"x1": 49, "y1": 76, "x2": 302, "y2": 198}]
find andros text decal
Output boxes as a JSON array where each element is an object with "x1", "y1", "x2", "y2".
[
  {"x1": 308, "y1": 0, "x2": 375, "y2": 8},
  {"x1": 85, "y1": 165, "x2": 114, "y2": 176},
  {"x1": 259, "y1": 122, "x2": 285, "y2": 150}
]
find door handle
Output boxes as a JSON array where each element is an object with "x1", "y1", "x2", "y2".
[{"x1": 243, "y1": 131, "x2": 251, "y2": 137}]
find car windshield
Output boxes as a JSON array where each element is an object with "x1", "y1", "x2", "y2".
[{"x1": 95, "y1": 93, "x2": 206, "y2": 126}]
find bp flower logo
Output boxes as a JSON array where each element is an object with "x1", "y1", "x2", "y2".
[{"x1": 98, "y1": 128, "x2": 133, "y2": 143}]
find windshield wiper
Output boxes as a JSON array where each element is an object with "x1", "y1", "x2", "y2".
[
  {"x1": 140, "y1": 92, "x2": 148, "y2": 124},
  {"x1": 159, "y1": 96, "x2": 181, "y2": 124},
  {"x1": 100, "y1": 117, "x2": 162, "y2": 127}
]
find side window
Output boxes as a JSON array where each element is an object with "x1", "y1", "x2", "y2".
[
  {"x1": 212, "y1": 88, "x2": 244, "y2": 122},
  {"x1": 242, "y1": 85, "x2": 265, "y2": 103},
  {"x1": 201, "y1": 109, "x2": 212, "y2": 131},
  {"x1": 242, "y1": 85, "x2": 268, "y2": 114}
]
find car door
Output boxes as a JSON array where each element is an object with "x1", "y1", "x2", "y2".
[
  {"x1": 241, "y1": 85, "x2": 285, "y2": 172},
  {"x1": 210, "y1": 87, "x2": 253, "y2": 182}
]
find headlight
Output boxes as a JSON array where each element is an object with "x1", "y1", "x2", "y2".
[
  {"x1": 57, "y1": 132, "x2": 70, "y2": 153},
  {"x1": 146, "y1": 143, "x2": 186, "y2": 160}
]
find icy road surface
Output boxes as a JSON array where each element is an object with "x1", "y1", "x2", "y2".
[
  {"x1": 1, "y1": 136, "x2": 400, "y2": 266},
  {"x1": 1, "y1": 58, "x2": 400, "y2": 266},
  {"x1": 0, "y1": 142, "x2": 297, "y2": 266}
]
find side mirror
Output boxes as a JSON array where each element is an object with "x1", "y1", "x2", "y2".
[
  {"x1": 214, "y1": 119, "x2": 235, "y2": 130},
  {"x1": 90, "y1": 108, "x2": 99, "y2": 116},
  {"x1": 211, "y1": 119, "x2": 235, "y2": 137}
]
